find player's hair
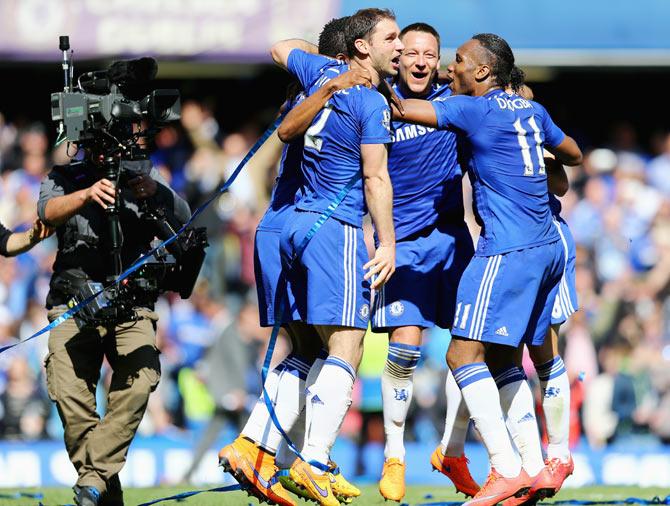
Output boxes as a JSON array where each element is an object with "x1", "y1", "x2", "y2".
[
  {"x1": 345, "y1": 8, "x2": 396, "y2": 57},
  {"x1": 399, "y1": 22, "x2": 441, "y2": 52},
  {"x1": 471, "y1": 33, "x2": 515, "y2": 88},
  {"x1": 509, "y1": 65, "x2": 526, "y2": 93},
  {"x1": 319, "y1": 16, "x2": 350, "y2": 57}
]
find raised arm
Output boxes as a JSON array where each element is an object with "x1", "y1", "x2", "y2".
[
  {"x1": 271, "y1": 39, "x2": 318, "y2": 69},
  {"x1": 361, "y1": 143, "x2": 395, "y2": 289},
  {"x1": 546, "y1": 135, "x2": 582, "y2": 167},
  {"x1": 393, "y1": 98, "x2": 439, "y2": 127},
  {"x1": 277, "y1": 69, "x2": 373, "y2": 143}
]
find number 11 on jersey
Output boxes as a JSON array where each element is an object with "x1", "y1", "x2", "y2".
[{"x1": 514, "y1": 115, "x2": 546, "y2": 176}]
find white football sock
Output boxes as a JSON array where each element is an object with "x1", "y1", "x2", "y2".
[
  {"x1": 275, "y1": 409, "x2": 305, "y2": 469},
  {"x1": 241, "y1": 354, "x2": 311, "y2": 453},
  {"x1": 441, "y1": 368, "x2": 470, "y2": 457},
  {"x1": 302, "y1": 356, "x2": 355, "y2": 473},
  {"x1": 382, "y1": 343, "x2": 421, "y2": 461},
  {"x1": 536, "y1": 356, "x2": 571, "y2": 462},
  {"x1": 453, "y1": 363, "x2": 521, "y2": 478},
  {"x1": 495, "y1": 366, "x2": 545, "y2": 476}
]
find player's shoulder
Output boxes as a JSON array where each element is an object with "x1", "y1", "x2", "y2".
[
  {"x1": 288, "y1": 48, "x2": 336, "y2": 68},
  {"x1": 427, "y1": 83, "x2": 452, "y2": 100},
  {"x1": 336, "y1": 84, "x2": 388, "y2": 108},
  {"x1": 487, "y1": 90, "x2": 544, "y2": 115}
]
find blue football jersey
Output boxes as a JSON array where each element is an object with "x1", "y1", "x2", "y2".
[
  {"x1": 389, "y1": 83, "x2": 463, "y2": 239},
  {"x1": 549, "y1": 193, "x2": 562, "y2": 217},
  {"x1": 432, "y1": 89, "x2": 565, "y2": 256},
  {"x1": 287, "y1": 49, "x2": 392, "y2": 227},
  {"x1": 258, "y1": 93, "x2": 305, "y2": 231}
]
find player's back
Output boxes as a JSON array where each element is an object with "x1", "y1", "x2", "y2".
[
  {"x1": 434, "y1": 89, "x2": 563, "y2": 256},
  {"x1": 388, "y1": 83, "x2": 463, "y2": 239},
  {"x1": 258, "y1": 93, "x2": 305, "y2": 231},
  {"x1": 296, "y1": 67, "x2": 391, "y2": 227}
]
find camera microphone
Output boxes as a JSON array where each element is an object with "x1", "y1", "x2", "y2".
[{"x1": 108, "y1": 58, "x2": 158, "y2": 85}]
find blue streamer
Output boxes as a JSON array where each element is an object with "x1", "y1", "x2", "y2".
[
  {"x1": 137, "y1": 484, "x2": 241, "y2": 506},
  {"x1": 545, "y1": 497, "x2": 670, "y2": 506},
  {"x1": 0, "y1": 491, "x2": 44, "y2": 499},
  {"x1": 415, "y1": 498, "x2": 670, "y2": 506},
  {"x1": 0, "y1": 112, "x2": 286, "y2": 356},
  {"x1": 259, "y1": 172, "x2": 362, "y2": 472}
]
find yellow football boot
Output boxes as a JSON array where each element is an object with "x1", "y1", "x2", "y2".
[
  {"x1": 218, "y1": 436, "x2": 296, "y2": 506},
  {"x1": 379, "y1": 457, "x2": 406, "y2": 501}
]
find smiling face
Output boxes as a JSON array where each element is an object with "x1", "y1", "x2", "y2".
[
  {"x1": 447, "y1": 38, "x2": 499, "y2": 98},
  {"x1": 363, "y1": 17, "x2": 405, "y2": 80},
  {"x1": 398, "y1": 30, "x2": 440, "y2": 97}
]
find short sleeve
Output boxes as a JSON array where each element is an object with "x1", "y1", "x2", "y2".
[
  {"x1": 534, "y1": 102, "x2": 566, "y2": 148},
  {"x1": 38, "y1": 169, "x2": 66, "y2": 225},
  {"x1": 359, "y1": 90, "x2": 392, "y2": 145},
  {"x1": 431, "y1": 95, "x2": 484, "y2": 134},
  {"x1": 286, "y1": 49, "x2": 337, "y2": 89}
]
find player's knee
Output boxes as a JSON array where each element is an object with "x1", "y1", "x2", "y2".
[
  {"x1": 327, "y1": 330, "x2": 365, "y2": 369},
  {"x1": 529, "y1": 342, "x2": 557, "y2": 366},
  {"x1": 389, "y1": 326, "x2": 422, "y2": 346},
  {"x1": 446, "y1": 337, "x2": 485, "y2": 371}
]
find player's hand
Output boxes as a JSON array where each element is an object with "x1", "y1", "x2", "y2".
[
  {"x1": 85, "y1": 178, "x2": 117, "y2": 209},
  {"x1": 436, "y1": 69, "x2": 452, "y2": 84},
  {"x1": 378, "y1": 79, "x2": 404, "y2": 116},
  {"x1": 28, "y1": 218, "x2": 54, "y2": 243},
  {"x1": 331, "y1": 68, "x2": 373, "y2": 91},
  {"x1": 364, "y1": 244, "x2": 395, "y2": 289},
  {"x1": 127, "y1": 174, "x2": 158, "y2": 200}
]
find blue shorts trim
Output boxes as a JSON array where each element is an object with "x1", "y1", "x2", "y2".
[{"x1": 550, "y1": 218, "x2": 578, "y2": 325}]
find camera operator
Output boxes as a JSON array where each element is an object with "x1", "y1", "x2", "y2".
[
  {"x1": 0, "y1": 217, "x2": 52, "y2": 256},
  {"x1": 37, "y1": 147, "x2": 190, "y2": 506}
]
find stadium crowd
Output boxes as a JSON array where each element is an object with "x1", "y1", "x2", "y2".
[{"x1": 0, "y1": 96, "x2": 669, "y2": 457}]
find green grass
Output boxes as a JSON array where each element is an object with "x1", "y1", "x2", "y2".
[{"x1": 1, "y1": 486, "x2": 668, "y2": 506}]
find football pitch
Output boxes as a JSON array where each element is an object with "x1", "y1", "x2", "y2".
[{"x1": 1, "y1": 486, "x2": 668, "y2": 506}]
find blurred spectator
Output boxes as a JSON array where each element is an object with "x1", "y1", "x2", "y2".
[
  {"x1": 182, "y1": 296, "x2": 255, "y2": 482},
  {"x1": 0, "y1": 97, "x2": 669, "y2": 461},
  {"x1": 0, "y1": 356, "x2": 50, "y2": 440}
]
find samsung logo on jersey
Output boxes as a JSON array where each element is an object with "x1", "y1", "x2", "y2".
[
  {"x1": 391, "y1": 124, "x2": 435, "y2": 142},
  {"x1": 494, "y1": 96, "x2": 533, "y2": 111}
]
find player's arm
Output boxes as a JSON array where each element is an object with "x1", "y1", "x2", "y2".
[
  {"x1": 546, "y1": 136, "x2": 582, "y2": 166},
  {"x1": 538, "y1": 103, "x2": 582, "y2": 167},
  {"x1": 277, "y1": 69, "x2": 373, "y2": 143},
  {"x1": 271, "y1": 39, "x2": 318, "y2": 70},
  {"x1": 2, "y1": 219, "x2": 53, "y2": 256},
  {"x1": 361, "y1": 143, "x2": 395, "y2": 289},
  {"x1": 544, "y1": 150, "x2": 569, "y2": 197},
  {"x1": 391, "y1": 98, "x2": 438, "y2": 126}
]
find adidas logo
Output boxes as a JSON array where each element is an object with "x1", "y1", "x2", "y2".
[{"x1": 495, "y1": 326, "x2": 509, "y2": 336}]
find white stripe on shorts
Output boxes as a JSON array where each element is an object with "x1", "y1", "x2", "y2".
[
  {"x1": 342, "y1": 225, "x2": 351, "y2": 326},
  {"x1": 469, "y1": 255, "x2": 502, "y2": 340},
  {"x1": 468, "y1": 256, "x2": 495, "y2": 339},
  {"x1": 475, "y1": 255, "x2": 502, "y2": 341}
]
